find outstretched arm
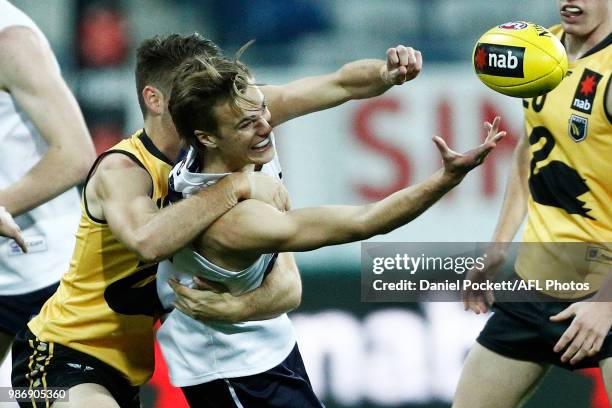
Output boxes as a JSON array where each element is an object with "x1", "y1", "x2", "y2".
[
  {"x1": 202, "y1": 119, "x2": 505, "y2": 264},
  {"x1": 263, "y1": 45, "x2": 422, "y2": 127},
  {"x1": 0, "y1": 26, "x2": 95, "y2": 215}
]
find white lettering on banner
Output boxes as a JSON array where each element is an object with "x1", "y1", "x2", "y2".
[{"x1": 291, "y1": 303, "x2": 488, "y2": 405}]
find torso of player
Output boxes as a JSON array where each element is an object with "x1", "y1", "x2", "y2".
[
  {"x1": 0, "y1": 0, "x2": 81, "y2": 294},
  {"x1": 156, "y1": 142, "x2": 296, "y2": 387},
  {"x1": 28, "y1": 130, "x2": 173, "y2": 386},
  {"x1": 516, "y1": 26, "x2": 612, "y2": 297}
]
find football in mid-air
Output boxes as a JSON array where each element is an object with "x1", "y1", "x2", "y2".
[{"x1": 473, "y1": 21, "x2": 568, "y2": 98}]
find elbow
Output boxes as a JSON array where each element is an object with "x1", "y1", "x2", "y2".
[
  {"x1": 63, "y1": 145, "x2": 96, "y2": 184},
  {"x1": 132, "y1": 236, "x2": 163, "y2": 263},
  {"x1": 74, "y1": 145, "x2": 96, "y2": 179},
  {"x1": 287, "y1": 282, "x2": 302, "y2": 312}
]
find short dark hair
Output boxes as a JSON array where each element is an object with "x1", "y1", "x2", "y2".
[
  {"x1": 135, "y1": 33, "x2": 222, "y2": 117},
  {"x1": 168, "y1": 55, "x2": 257, "y2": 150}
]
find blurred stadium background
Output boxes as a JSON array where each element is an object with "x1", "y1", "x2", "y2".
[{"x1": 0, "y1": 1, "x2": 608, "y2": 407}]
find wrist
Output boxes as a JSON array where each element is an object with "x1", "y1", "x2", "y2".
[
  {"x1": 439, "y1": 168, "x2": 464, "y2": 188},
  {"x1": 225, "y1": 295, "x2": 248, "y2": 323},
  {"x1": 379, "y1": 61, "x2": 393, "y2": 87},
  {"x1": 223, "y1": 173, "x2": 250, "y2": 202}
]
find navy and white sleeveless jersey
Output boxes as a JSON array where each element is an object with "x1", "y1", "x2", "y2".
[
  {"x1": 0, "y1": 0, "x2": 81, "y2": 295},
  {"x1": 156, "y1": 136, "x2": 297, "y2": 387}
]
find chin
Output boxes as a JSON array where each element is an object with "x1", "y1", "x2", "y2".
[{"x1": 252, "y1": 151, "x2": 275, "y2": 166}]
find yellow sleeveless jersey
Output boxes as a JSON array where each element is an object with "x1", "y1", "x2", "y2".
[
  {"x1": 28, "y1": 129, "x2": 173, "y2": 385},
  {"x1": 515, "y1": 27, "x2": 612, "y2": 298}
]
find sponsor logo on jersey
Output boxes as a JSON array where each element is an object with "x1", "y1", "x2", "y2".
[
  {"x1": 568, "y1": 114, "x2": 588, "y2": 142},
  {"x1": 498, "y1": 21, "x2": 528, "y2": 30},
  {"x1": 474, "y1": 43, "x2": 525, "y2": 78},
  {"x1": 571, "y1": 69, "x2": 602, "y2": 114},
  {"x1": 7, "y1": 234, "x2": 47, "y2": 256}
]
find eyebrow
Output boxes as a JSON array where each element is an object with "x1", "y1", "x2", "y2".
[{"x1": 234, "y1": 98, "x2": 268, "y2": 129}]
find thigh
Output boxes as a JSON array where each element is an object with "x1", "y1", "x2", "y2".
[
  {"x1": 11, "y1": 328, "x2": 139, "y2": 408},
  {"x1": 453, "y1": 343, "x2": 550, "y2": 408},
  {"x1": 52, "y1": 383, "x2": 119, "y2": 408}
]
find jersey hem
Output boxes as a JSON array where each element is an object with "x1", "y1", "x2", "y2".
[{"x1": 167, "y1": 340, "x2": 297, "y2": 388}]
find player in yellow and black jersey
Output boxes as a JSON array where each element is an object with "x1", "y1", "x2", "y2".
[
  {"x1": 455, "y1": 1, "x2": 612, "y2": 407},
  {"x1": 10, "y1": 32, "x2": 424, "y2": 407}
]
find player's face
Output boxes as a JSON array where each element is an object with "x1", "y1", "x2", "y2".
[
  {"x1": 211, "y1": 84, "x2": 274, "y2": 171},
  {"x1": 557, "y1": 0, "x2": 611, "y2": 37}
]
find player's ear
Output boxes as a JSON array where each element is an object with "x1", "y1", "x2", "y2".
[
  {"x1": 194, "y1": 130, "x2": 217, "y2": 149},
  {"x1": 142, "y1": 85, "x2": 164, "y2": 116}
]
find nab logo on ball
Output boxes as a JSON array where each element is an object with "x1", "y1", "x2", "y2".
[
  {"x1": 498, "y1": 21, "x2": 528, "y2": 30},
  {"x1": 474, "y1": 43, "x2": 525, "y2": 78}
]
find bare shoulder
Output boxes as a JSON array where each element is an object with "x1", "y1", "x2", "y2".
[
  {"x1": 89, "y1": 152, "x2": 153, "y2": 202},
  {"x1": 0, "y1": 25, "x2": 39, "y2": 49},
  {"x1": 0, "y1": 25, "x2": 45, "y2": 64},
  {"x1": 0, "y1": 26, "x2": 53, "y2": 89}
]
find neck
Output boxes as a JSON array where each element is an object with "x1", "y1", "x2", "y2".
[
  {"x1": 199, "y1": 150, "x2": 254, "y2": 174},
  {"x1": 564, "y1": 21, "x2": 612, "y2": 61},
  {"x1": 143, "y1": 116, "x2": 181, "y2": 163}
]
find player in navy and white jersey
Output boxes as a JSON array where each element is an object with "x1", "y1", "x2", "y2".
[
  {"x1": 157, "y1": 139, "x2": 303, "y2": 405},
  {"x1": 0, "y1": 0, "x2": 94, "y2": 368},
  {"x1": 157, "y1": 54, "x2": 504, "y2": 407}
]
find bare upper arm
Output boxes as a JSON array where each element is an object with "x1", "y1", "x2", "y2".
[
  {"x1": 261, "y1": 72, "x2": 345, "y2": 127},
  {"x1": 87, "y1": 153, "x2": 158, "y2": 243},
  {"x1": 0, "y1": 26, "x2": 93, "y2": 154},
  {"x1": 200, "y1": 199, "x2": 297, "y2": 256}
]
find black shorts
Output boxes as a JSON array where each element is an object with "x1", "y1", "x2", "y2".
[
  {"x1": 0, "y1": 283, "x2": 59, "y2": 336},
  {"x1": 477, "y1": 301, "x2": 612, "y2": 370},
  {"x1": 181, "y1": 344, "x2": 323, "y2": 408},
  {"x1": 11, "y1": 327, "x2": 140, "y2": 408}
]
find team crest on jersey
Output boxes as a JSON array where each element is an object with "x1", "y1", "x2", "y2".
[
  {"x1": 571, "y1": 69, "x2": 602, "y2": 114},
  {"x1": 474, "y1": 43, "x2": 525, "y2": 78},
  {"x1": 568, "y1": 115, "x2": 588, "y2": 142}
]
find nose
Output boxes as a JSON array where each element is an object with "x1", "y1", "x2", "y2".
[{"x1": 256, "y1": 117, "x2": 272, "y2": 135}]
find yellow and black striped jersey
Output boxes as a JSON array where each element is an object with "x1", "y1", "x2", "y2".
[
  {"x1": 516, "y1": 26, "x2": 612, "y2": 298},
  {"x1": 28, "y1": 129, "x2": 173, "y2": 385}
]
